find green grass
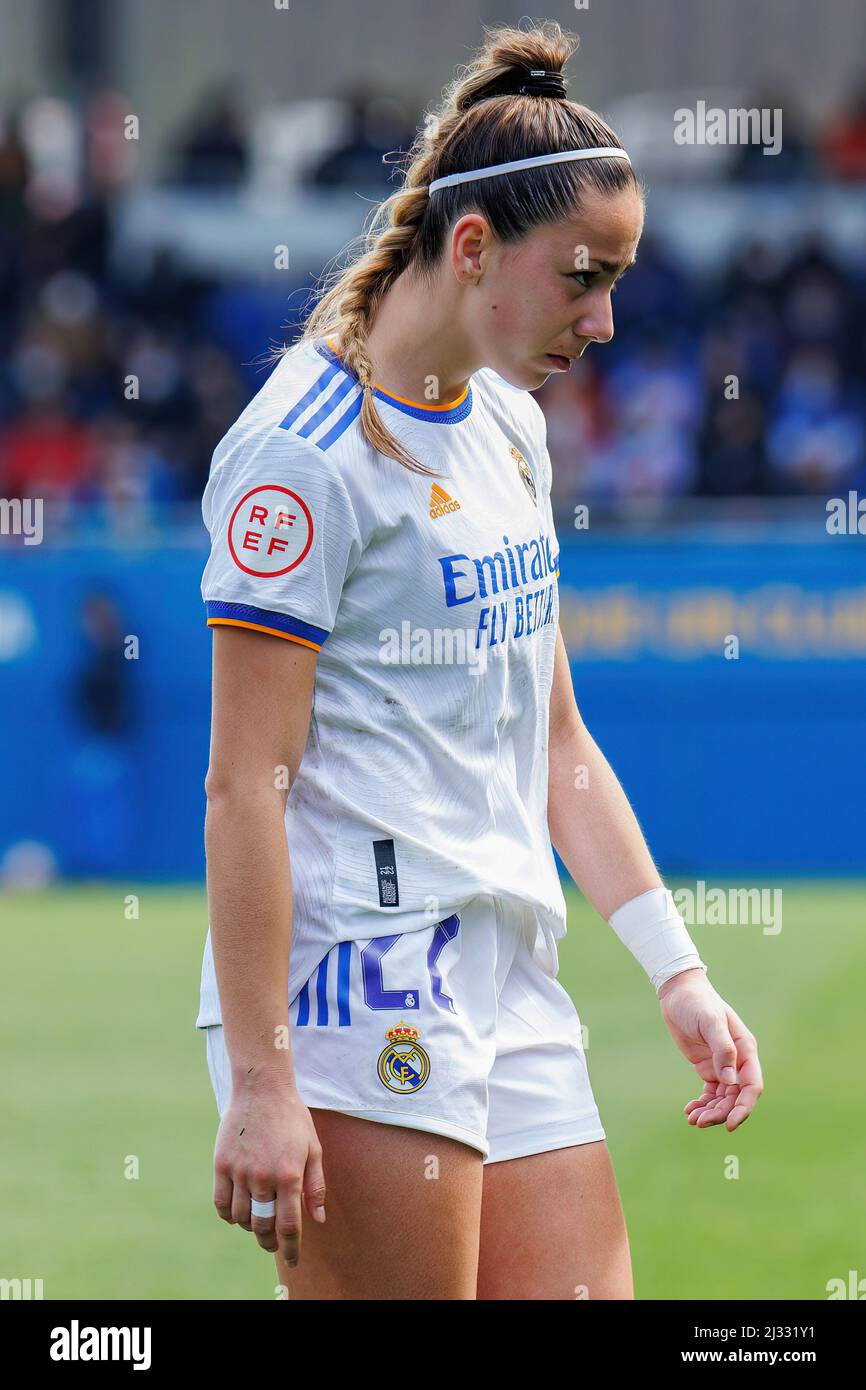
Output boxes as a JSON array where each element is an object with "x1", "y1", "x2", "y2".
[{"x1": 1, "y1": 881, "x2": 863, "y2": 1299}]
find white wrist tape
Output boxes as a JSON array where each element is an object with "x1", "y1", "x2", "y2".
[{"x1": 607, "y1": 886, "x2": 707, "y2": 993}]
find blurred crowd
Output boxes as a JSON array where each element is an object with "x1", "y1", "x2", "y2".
[
  {"x1": 540, "y1": 232, "x2": 866, "y2": 506},
  {"x1": 0, "y1": 83, "x2": 864, "y2": 528}
]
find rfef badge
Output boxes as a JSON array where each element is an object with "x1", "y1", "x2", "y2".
[
  {"x1": 227, "y1": 484, "x2": 314, "y2": 577},
  {"x1": 377, "y1": 1021, "x2": 430, "y2": 1094}
]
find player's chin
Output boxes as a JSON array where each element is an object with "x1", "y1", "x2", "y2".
[
  {"x1": 530, "y1": 364, "x2": 558, "y2": 389},
  {"x1": 498, "y1": 357, "x2": 554, "y2": 389}
]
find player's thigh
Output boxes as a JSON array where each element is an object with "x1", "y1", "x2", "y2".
[
  {"x1": 275, "y1": 1108, "x2": 484, "y2": 1300},
  {"x1": 476, "y1": 1139, "x2": 633, "y2": 1300}
]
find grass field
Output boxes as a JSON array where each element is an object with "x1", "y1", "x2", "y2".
[{"x1": 1, "y1": 881, "x2": 863, "y2": 1300}]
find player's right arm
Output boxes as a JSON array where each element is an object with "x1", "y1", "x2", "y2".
[
  {"x1": 199, "y1": 427, "x2": 363, "y2": 1267},
  {"x1": 205, "y1": 623, "x2": 325, "y2": 1267}
]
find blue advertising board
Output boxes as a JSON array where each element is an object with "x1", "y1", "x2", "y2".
[{"x1": 0, "y1": 530, "x2": 863, "y2": 878}]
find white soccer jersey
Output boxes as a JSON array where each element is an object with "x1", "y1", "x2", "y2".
[{"x1": 195, "y1": 336, "x2": 567, "y2": 1028}]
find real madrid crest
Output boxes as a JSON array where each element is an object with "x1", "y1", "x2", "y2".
[
  {"x1": 510, "y1": 445, "x2": 537, "y2": 506},
  {"x1": 377, "y1": 1020, "x2": 431, "y2": 1094}
]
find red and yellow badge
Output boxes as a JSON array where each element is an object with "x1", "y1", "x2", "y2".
[{"x1": 377, "y1": 1020, "x2": 431, "y2": 1094}]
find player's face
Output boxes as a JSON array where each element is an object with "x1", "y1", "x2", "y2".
[{"x1": 469, "y1": 185, "x2": 644, "y2": 388}]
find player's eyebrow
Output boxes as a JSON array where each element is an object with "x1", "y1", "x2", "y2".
[{"x1": 593, "y1": 256, "x2": 638, "y2": 276}]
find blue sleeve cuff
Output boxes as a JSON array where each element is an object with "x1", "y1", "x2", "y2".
[{"x1": 205, "y1": 600, "x2": 328, "y2": 650}]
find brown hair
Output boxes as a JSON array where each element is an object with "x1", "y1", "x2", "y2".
[{"x1": 289, "y1": 20, "x2": 641, "y2": 475}]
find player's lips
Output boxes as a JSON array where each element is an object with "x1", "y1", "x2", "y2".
[{"x1": 545, "y1": 353, "x2": 576, "y2": 370}]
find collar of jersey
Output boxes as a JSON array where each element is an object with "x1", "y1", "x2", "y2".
[{"x1": 314, "y1": 339, "x2": 473, "y2": 424}]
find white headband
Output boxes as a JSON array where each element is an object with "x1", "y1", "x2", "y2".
[{"x1": 427, "y1": 147, "x2": 631, "y2": 195}]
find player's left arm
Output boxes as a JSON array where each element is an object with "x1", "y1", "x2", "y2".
[
  {"x1": 547, "y1": 626, "x2": 661, "y2": 918},
  {"x1": 547, "y1": 625, "x2": 764, "y2": 1131}
]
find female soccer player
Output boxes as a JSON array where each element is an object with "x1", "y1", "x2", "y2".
[{"x1": 196, "y1": 21, "x2": 763, "y2": 1300}]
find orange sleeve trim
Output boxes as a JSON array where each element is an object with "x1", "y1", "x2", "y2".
[{"x1": 207, "y1": 618, "x2": 321, "y2": 650}]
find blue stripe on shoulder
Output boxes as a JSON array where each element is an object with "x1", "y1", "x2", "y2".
[
  {"x1": 296, "y1": 373, "x2": 358, "y2": 440},
  {"x1": 316, "y1": 392, "x2": 363, "y2": 450},
  {"x1": 277, "y1": 351, "x2": 363, "y2": 452},
  {"x1": 278, "y1": 359, "x2": 343, "y2": 431}
]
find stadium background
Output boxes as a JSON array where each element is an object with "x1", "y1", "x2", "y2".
[{"x1": 1, "y1": 0, "x2": 864, "y2": 1300}]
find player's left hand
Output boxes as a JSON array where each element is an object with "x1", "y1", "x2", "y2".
[{"x1": 657, "y1": 967, "x2": 764, "y2": 1131}]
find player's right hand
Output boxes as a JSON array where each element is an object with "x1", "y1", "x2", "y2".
[{"x1": 212, "y1": 1081, "x2": 326, "y2": 1267}]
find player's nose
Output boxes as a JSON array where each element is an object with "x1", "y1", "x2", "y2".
[{"x1": 576, "y1": 293, "x2": 615, "y2": 346}]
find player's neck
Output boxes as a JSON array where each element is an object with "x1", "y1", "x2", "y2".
[{"x1": 338, "y1": 270, "x2": 478, "y2": 405}]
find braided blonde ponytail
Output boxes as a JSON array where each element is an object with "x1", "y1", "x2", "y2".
[{"x1": 301, "y1": 175, "x2": 441, "y2": 475}]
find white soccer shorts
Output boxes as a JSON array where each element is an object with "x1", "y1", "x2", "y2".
[{"x1": 203, "y1": 894, "x2": 605, "y2": 1163}]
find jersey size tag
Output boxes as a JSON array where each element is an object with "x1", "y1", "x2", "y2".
[{"x1": 372, "y1": 839, "x2": 399, "y2": 907}]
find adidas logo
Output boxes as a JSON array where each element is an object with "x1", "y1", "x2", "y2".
[{"x1": 429, "y1": 483, "x2": 461, "y2": 519}]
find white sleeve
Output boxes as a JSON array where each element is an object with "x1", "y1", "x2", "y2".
[{"x1": 200, "y1": 427, "x2": 362, "y2": 650}]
